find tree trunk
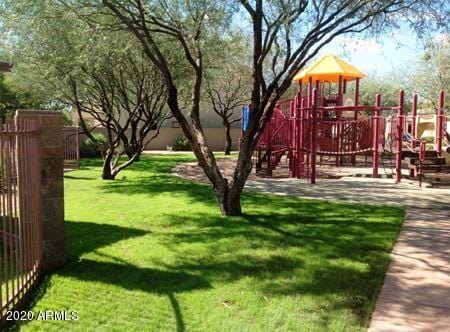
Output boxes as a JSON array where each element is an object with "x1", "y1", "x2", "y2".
[
  {"x1": 214, "y1": 183, "x2": 242, "y2": 216},
  {"x1": 213, "y1": 145, "x2": 254, "y2": 216},
  {"x1": 102, "y1": 151, "x2": 116, "y2": 180},
  {"x1": 224, "y1": 122, "x2": 232, "y2": 155},
  {"x1": 125, "y1": 146, "x2": 141, "y2": 162}
]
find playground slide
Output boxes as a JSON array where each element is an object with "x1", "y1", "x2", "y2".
[
  {"x1": 416, "y1": 119, "x2": 436, "y2": 143},
  {"x1": 444, "y1": 129, "x2": 450, "y2": 163}
]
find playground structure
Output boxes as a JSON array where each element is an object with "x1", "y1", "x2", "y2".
[{"x1": 250, "y1": 54, "x2": 449, "y2": 185}]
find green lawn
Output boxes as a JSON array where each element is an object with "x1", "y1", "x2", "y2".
[{"x1": 14, "y1": 155, "x2": 403, "y2": 331}]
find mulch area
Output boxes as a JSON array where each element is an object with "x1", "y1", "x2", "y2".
[{"x1": 171, "y1": 156, "x2": 379, "y2": 183}]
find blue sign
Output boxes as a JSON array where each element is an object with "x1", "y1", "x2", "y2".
[{"x1": 242, "y1": 106, "x2": 249, "y2": 132}]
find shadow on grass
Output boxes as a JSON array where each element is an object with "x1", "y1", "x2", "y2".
[
  {"x1": 65, "y1": 220, "x2": 148, "y2": 257},
  {"x1": 63, "y1": 175, "x2": 94, "y2": 180},
  {"x1": 57, "y1": 156, "x2": 404, "y2": 327},
  {"x1": 63, "y1": 221, "x2": 210, "y2": 293},
  {"x1": 60, "y1": 259, "x2": 210, "y2": 294},
  {"x1": 14, "y1": 220, "x2": 209, "y2": 331}
]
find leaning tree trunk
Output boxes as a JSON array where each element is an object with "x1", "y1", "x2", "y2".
[
  {"x1": 102, "y1": 151, "x2": 116, "y2": 180},
  {"x1": 224, "y1": 121, "x2": 232, "y2": 155}
]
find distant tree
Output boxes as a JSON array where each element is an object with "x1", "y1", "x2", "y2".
[
  {"x1": 207, "y1": 72, "x2": 249, "y2": 155},
  {"x1": 348, "y1": 73, "x2": 412, "y2": 110},
  {"x1": 0, "y1": 73, "x2": 51, "y2": 119},
  {"x1": 411, "y1": 35, "x2": 450, "y2": 111},
  {"x1": 1, "y1": 2, "x2": 169, "y2": 179},
  {"x1": 0, "y1": 75, "x2": 17, "y2": 119},
  {"x1": 71, "y1": 53, "x2": 170, "y2": 179}
]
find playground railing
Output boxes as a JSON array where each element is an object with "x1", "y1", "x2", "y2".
[
  {"x1": 319, "y1": 105, "x2": 399, "y2": 112},
  {"x1": 404, "y1": 132, "x2": 427, "y2": 186},
  {"x1": 277, "y1": 99, "x2": 293, "y2": 118}
]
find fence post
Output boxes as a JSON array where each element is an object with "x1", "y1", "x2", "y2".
[
  {"x1": 15, "y1": 110, "x2": 65, "y2": 271},
  {"x1": 396, "y1": 91, "x2": 404, "y2": 183}
]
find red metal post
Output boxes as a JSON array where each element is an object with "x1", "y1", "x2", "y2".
[
  {"x1": 396, "y1": 90, "x2": 404, "y2": 183},
  {"x1": 296, "y1": 81, "x2": 302, "y2": 178},
  {"x1": 299, "y1": 98, "x2": 305, "y2": 178},
  {"x1": 410, "y1": 94, "x2": 418, "y2": 177},
  {"x1": 373, "y1": 94, "x2": 381, "y2": 178},
  {"x1": 335, "y1": 75, "x2": 343, "y2": 166},
  {"x1": 311, "y1": 89, "x2": 318, "y2": 184},
  {"x1": 355, "y1": 78, "x2": 360, "y2": 107},
  {"x1": 411, "y1": 94, "x2": 418, "y2": 145},
  {"x1": 290, "y1": 100, "x2": 296, "y2": 177},
  {"x1": 351, "y1": 78, "x2": 361, "y2": 166},
  {"x1": 436, "y1": 90, "x2": 445, "y2": 156},
  {"x1": 308, "y1": 77, "x2": 313, "y2": 108},
  {"x1": 297, "y1": 80, "x2": 302, "y2": 104},
  {"x1": 315, "y1": 80, "x2": 320, "y2": 108}
]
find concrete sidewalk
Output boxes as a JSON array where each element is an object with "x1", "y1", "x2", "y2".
[
  {"x1": 245, "y1": 176, "x2": 449, "y2": 209},
  {"x1": 368, "y1": 208, "x2": 450, "y2": 331}
]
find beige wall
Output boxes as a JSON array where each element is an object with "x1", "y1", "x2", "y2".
[
  {"x1": 146, "y1": 128, "x2": 242, "y2": 151},
  {"x1": 91, "y1": 127, "x2": 242, "y2": 151}
]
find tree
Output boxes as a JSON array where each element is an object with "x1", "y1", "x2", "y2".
[
  {"x1": 71, "y1": 52, "x2": 170, "y2": 179},
  {"x1": 347, "y1": 72, "x2": 412, "y2": 110},
  {"x1": 207, "y1": 71, "x2": 249, "y2": 155},
  {"x1": 0, "y1": 71, "x2": 53, "y2": 119},
  {"x1": 1, "y1": 1, "x2": 170, "y2": 179},
  {"x1": 15, "y1": 0, "x2": 448, "y2": 215},
  {"x1": 411, "y1": 35, "x2": 450, "y2": 111}
]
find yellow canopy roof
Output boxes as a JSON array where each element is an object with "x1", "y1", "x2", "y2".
[{"x1": 293, "y1": 54, "x2": 365, "y2": 83}]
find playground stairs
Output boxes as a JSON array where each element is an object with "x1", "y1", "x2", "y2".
[
  {"x1": 405, "y1": 150, "x2": 450, "y2": 183},
  {"x1": 255, "y1": 147, "x2": 290, "y2": 176}
]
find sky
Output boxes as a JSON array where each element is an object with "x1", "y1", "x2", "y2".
[{"x1": 320, "y1": 26, "x2": 424, "y2": 76}]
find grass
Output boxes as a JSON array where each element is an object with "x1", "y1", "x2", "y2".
[{"x1": 12, "y1": 155, "x2": 404, "y2": 331}]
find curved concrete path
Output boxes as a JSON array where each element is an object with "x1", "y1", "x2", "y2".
[{"x1": 245, "y1": 177, "x2": 449, "y2": 209}]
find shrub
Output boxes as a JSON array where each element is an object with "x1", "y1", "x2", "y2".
[
  {"x1": 171, "y1": 136, "x2": 191, "y2": 151},
  {"x1": 80, "y1": 133, "x2": 107, "y2": 158}
]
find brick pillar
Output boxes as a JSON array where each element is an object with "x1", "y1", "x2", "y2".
[{"x1": 15, "y1": 110, "x2": 65, "y2": 270}]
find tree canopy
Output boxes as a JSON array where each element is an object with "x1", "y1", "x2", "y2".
[{"x1": 411, "y1": 35, "x2": 450, "y2": 111}]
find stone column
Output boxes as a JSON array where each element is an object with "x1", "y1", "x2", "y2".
[{"x1": 15, "y1": 110, "x2": 65, "y2": 270}]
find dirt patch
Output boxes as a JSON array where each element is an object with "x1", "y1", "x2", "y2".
[
  {"x1": 171, "y1": 158, "x2": 258, "y2": 183},
  {"x1": 171, "y1": 155, "x2": 387, "y2": 183}
]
